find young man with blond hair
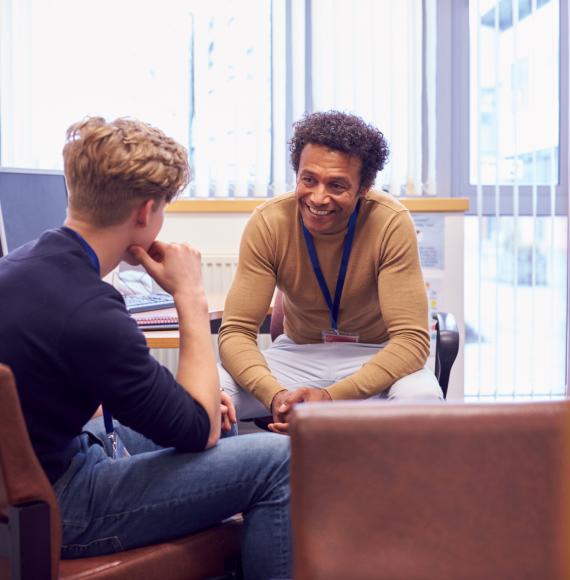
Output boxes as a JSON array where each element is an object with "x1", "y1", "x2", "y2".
[{"x1": 0, "y1": 117, "x2": 291, "y2": 579}]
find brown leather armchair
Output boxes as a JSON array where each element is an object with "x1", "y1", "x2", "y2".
[
  {"x1": 290, "y1": 400, "x2": 570, "y2": 580},
  {"x1": 0, "y1": 364, "x2": 242, "y2": 580}
]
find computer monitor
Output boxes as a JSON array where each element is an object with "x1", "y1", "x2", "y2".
[{"x1": 0, "y1": 171, "x2": 68, "y2": 254}]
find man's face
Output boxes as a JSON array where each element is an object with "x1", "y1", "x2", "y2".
[{"x1": 295, "y1": 143, "x2": 364, "y2": 235}]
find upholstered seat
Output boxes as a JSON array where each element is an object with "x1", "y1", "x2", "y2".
[{"x1": 0, "y1": 364, "x2": 242, "y2": 580}]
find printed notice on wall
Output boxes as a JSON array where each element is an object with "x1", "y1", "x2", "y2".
[
  {"x1": 413, "y1": 214, "x2": 444, "y2": 270},
  {"x1": 425, "y1": 277, "x2": 443, "y2": 342}
]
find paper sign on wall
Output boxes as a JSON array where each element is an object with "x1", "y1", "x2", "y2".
[{"x1": 413, "y1": 214, "x2": 445, "y2": 270}]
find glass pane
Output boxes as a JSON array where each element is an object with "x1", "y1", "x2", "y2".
[
  {"x1": 311, "y1": 0, "x2": 424, "y2": 196},
  {"x1": 469, "y1": 0, "x2": 559, "y2": 185},
  {"x1": 189, "y1": 1, "x2": 272, "y2": 197},
  {"x1": 464, "y1": 215, "x2": 567, "y2": 399},
  {"x1": 0, "y1": 0, "x2": 192, "y2": 170},
  {"x1": 0, "y1": 0, "x2": 272, "y2": 198}
]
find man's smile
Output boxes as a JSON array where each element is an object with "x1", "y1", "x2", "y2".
[{"x1": 306, "y1": 204, "x2": 334, "y2": 216}]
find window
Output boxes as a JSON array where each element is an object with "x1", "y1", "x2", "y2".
[
  {"x1": 0, "y1": 0, "x2": 427, "y2": 198},
  {"x1": 0, "y1": 0, "x2": 273, "y2": 197},
  {"x1": 310, "y1": 0, "x2": 428, "y2": 196},
  {"x1": 470, "y1": 0, "x2": 559, "y2": 187},
  {"x1": 465, "y1": 215, "x2": 567, "y2": 398},
  {"x1": 0, "y1": 0, "x2": 193, "y2": 170},
  {"x1": 459, "y1": 0, "x2": 568, "y2": 399},
  {"x1": 187, "y1": 1, "x2": 272, "y2": 197}
]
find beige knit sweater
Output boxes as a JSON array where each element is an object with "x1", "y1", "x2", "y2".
[{"x1": 218, "y1": 190, "x2": 430, "y2": 409}]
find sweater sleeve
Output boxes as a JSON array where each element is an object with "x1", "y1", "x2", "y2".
[
  {"x1": 61, "y1": 292, "x2": 211, "y2": 452},
  {"x1": 218, "y1": 210, "x2": 285, "y2": 409},
  {"x1": 327, "y1": 210, "x2": 431, "y2": 400}
]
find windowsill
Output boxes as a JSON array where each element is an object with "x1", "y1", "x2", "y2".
[{"x1": 166, "y1": 197, "x2": 470, "y2": 214}]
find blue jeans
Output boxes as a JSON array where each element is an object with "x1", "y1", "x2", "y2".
[{"x1": 53, "y1": 418, "x2": 291, "y2": 580}]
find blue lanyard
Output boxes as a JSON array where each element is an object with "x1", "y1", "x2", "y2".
[
  {"x1": 300, "y1": 200, "x2": 361, "y2": 331},
  {"x1": 62, "y1": 226, "x2": 115, "y2": 435},
  {"x1": 61, "y1": 226, "x2": 100, "y2": 275}
]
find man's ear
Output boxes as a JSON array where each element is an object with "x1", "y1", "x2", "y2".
[{"x1": 134, "y1": 199, "x2": 156, "y2": 227}]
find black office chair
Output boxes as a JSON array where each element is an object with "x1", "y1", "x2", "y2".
[{"x1": 431, "y1": 311, "x2": 460, "y2": 396}]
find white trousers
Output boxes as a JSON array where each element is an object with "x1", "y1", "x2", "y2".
[{"x1": 219, "y1": 334, "x2": 443, "y2": 420}]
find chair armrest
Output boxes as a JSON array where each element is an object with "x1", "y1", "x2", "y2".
[
  {"x1": 432, "y1": 311, "x2": 459, "y2": 397},
  {"x1": 209, "y1": 313, "x2": 272, "y2": 334}
]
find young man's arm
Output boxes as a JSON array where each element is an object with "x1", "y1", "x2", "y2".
[{"x1": 130, "y1": 241, "x2": 221, "y2": 447}]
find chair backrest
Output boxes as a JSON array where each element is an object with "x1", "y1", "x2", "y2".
[
  {"x1": 290, "y1": 400, "x2": 570, "y2": 580},
  {"x1": 432, "y1": 311, "x2": 459, "y2": 397},
  {"x1": 269, "y1": 289, "x2": 285, "y2": 342},
  {"x1": 0, "y1": 364, "x2": 61, "y2": 579}
]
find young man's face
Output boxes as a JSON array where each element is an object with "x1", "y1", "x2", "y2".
[{"x1": 295, "y1": 143, "x2": 364, "y2": 236}]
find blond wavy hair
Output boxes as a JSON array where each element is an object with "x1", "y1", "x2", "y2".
[{"x1": 63, "y1": 117, "x2": 190, "y2": 226}]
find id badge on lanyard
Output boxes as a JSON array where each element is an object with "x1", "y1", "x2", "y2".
[
  {"x1": 301, "y1": 200, "x2": 361, "y2": 344},
  {"x1": 104, "y1": 408, "x2": 131, "y2": 460},
  {"x1": 321, "y1": 329, "x2": 360, "y2": 343}
]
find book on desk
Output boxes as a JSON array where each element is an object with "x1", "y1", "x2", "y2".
[
  {"x1": 131, "y1": 307, "x2": 179, "y2": 330},
  {"x1": 129, "y1": 293, "x2": 226, "y2": 332}
]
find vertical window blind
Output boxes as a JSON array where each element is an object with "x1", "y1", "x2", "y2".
[
  {"x1": 310, "y1": 0, "x2": 428, "y2": 196},
  {"x1": 0, "y1": 0, "x2": 193, "y2": 171},
  {"x1": 464, "y1": 0, "x2": 567, "y2": 400},
  {"x1": 0, "y1": 0, "x2": 431, "y2": 199}
]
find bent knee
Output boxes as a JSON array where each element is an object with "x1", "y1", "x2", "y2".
[{"x1": 387, "y1": 369, "x2": 443, "y2": 400}]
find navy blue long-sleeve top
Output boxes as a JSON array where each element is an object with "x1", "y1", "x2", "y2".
[{"x1": 0, "y1": 228, "x2": 210, "y2": 483}]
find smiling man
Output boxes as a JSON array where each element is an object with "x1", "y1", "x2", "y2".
[{"x1": 218, "y1": 111, "x2": 442, "y2": 433}]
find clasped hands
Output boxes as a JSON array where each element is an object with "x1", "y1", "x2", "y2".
[{"x1": 268, "y1": 387, "x2": 332, "y2": 435}]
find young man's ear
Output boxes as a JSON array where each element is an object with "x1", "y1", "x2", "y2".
[{"x1": 134, "y1": 199, "x2": 156, "y2": 227}]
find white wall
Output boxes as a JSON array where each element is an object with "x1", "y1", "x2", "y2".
[{"x1": 160, "y1": 212, "x2": 250, "y2": 254}]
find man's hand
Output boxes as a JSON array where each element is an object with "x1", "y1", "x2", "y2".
[
  {"x1": 129, "y1": 241, "x2": 205, "y2": 304},
  {"x1": 269, "y1": 389, "x2": 291, "y2": 426},
  {"x1": 220, "y1": 391, "x2": 237, "y2": 432},
  {"x1": 268, "y1": 387, "x2": 332, "y2": 435}
]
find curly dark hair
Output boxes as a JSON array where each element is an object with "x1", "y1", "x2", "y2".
[{"x1": 289, "y1": 110, "x2": 389, "y2": 192}]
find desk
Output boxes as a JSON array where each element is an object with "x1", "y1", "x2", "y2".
[{"x1": 143, "y1": 293, "x2": 272, "y2": 349}]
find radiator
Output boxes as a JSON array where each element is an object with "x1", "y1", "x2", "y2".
[
  {"x1": 200, "y1": 254, "x2": 239, "y2": 295},
  {"x1": 151, "y1": 254, "x2": 239, "y2": 370},
  {"x1": 151, "y1": 348, "x2": 180, "y2": 371}
]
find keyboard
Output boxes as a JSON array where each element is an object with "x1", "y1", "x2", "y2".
[{"x1": 124, "y1": 293, "x2": 175, "y2": 313}]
